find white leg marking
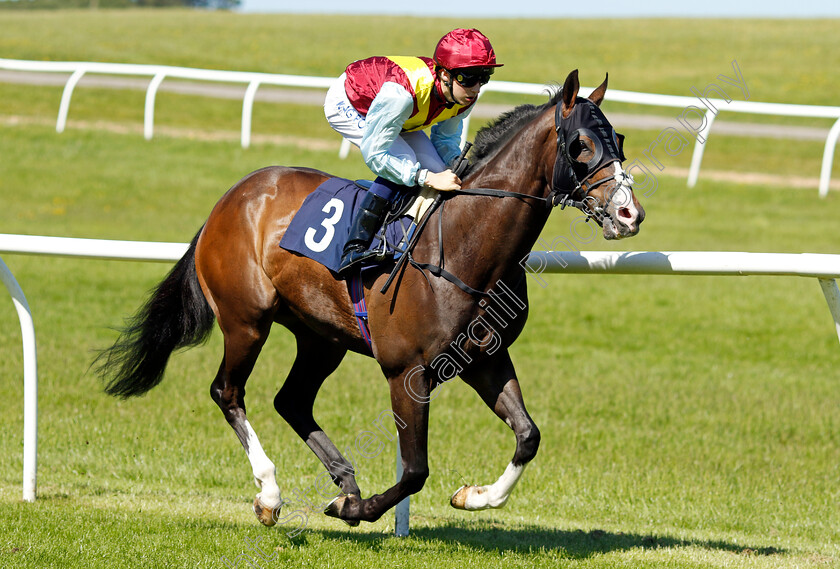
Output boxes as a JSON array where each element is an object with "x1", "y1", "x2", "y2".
[
  {"x1": 451, "y1": 462, "x2": 526, "y2": 511},
  {"x1": 244, "y1": 420, "x2": 282, "y2": 508}
]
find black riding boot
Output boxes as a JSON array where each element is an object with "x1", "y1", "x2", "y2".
[{"x1": 338, "y1": 190, "x2": 391, "y2": 275}]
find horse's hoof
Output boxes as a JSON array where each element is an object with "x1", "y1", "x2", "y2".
[
  {"x1": 324, "y1": 495, "x2": 361, "y2": 527},
  {"x1": 450, "y1": 485, "x2": 468, "y2": 509},
  {"x1": 253, "y1": 497, "x2": 278, "y2": 527},
  {"x1": 450, "y1": 484, "x2": 484, "y2": 510}
]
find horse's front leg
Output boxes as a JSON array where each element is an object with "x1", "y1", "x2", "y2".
[
  {"x1": 325, "y1": 366, "x2": 430, "y2": 524},
  {"x1": 450, "y1": 349, "x2": 540, "y2": 510}
]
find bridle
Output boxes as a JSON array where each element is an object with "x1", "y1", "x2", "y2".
[
  {"x1": 548, "y1": 97, "x2": 634, "y2": 225},
  {"x1": 451, "y1": 95, "x2": 633, "y2": 226},
  {"x1": 380, "y1": 95, "x2": 635, "y2": 296}
]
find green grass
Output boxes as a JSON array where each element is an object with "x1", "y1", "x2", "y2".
[
  {"x1": 1, "y1": 10, "x2": 840, "y2": 569},
  {"x1": 2, "y1": 80, "x2": 838, "y2": 186},
  {"x1": 1, "y1": 11, "x2": 838, "y2": 106},
  {"x1": 2, "y1": 11, "x2": 839, "y2": 186},
  {"x1": 1, "y1": 124, "x2": 839, "y2": 569}
]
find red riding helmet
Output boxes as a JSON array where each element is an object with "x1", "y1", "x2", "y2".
[{"x1": 434, "y1": 28, "x2": 503, "y2": 70}]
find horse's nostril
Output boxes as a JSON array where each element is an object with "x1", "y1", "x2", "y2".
[{"x1": 619, "y1": 207, "x2": 632, "y2": 219}]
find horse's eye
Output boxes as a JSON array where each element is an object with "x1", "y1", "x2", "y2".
[{"x1": 572, "y1": 140, "x2": 590, "y2": 159}]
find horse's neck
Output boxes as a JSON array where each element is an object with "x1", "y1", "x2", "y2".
[{"x1": 434, "y1": 109, "x2": 556, "y2": 288}]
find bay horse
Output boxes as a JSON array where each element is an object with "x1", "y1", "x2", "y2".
[{"x1": 95, "y1": 70, "x2": 644, "y2": 527}]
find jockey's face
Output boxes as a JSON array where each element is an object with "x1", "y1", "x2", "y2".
[{"x1": 439, "y1": 68, "x2": 483, "y2": 106}]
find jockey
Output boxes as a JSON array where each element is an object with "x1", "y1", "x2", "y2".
[{"x1": 324, "y1": 28, "x2": 502, "y2": 275}]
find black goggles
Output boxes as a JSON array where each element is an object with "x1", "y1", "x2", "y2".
[{"x1": 451, "y1": 68, "x2": 493, "y2": 88}]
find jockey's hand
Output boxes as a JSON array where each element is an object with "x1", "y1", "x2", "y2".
[{"x1": 424, "y1": 169, "x2": 461, "y2": 192}]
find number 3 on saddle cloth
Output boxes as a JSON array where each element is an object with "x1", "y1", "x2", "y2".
[
  {"x1": 279, "y1": 177, "x2": 434, "y2": 274},
  {"x1": 280, "y1": 177, "x2": 435, "y2": 351}
]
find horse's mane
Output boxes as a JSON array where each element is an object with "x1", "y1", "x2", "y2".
[{"x1": 470, "y1": 86, "x2": 562, "y2": 165}]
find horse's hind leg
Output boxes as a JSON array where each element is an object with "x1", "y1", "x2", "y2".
[
  {"x1": 209, "y1": 315, "x2": 283, "y2": 526},
  {"x1": 450, "y1": 349, "x2": 541, "y2": 510},
  {"x1": 274, "y1": 327, "x2": 362, "y2": 506},
  {"x1": 325, "y1": 366, "x2": 431, "y2": 524}
]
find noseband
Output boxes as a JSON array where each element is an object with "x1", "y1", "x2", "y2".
[{"x1": 550, "y1": 97, "x2": 632, "y2": 223}]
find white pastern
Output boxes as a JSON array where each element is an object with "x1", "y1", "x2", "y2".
[
  {"x1": 244, "y1": 420, "x2": 282, "y2": 508},
  {"x1": 452, "y1": 462, "x2": 526, "y2": 510}
]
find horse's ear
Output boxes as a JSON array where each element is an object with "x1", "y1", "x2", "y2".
[
  {"x1": 589, "y1": 73, "x2": 609, "y2": 107},
  {"x1": 561, "y1": 69, "x2": 580, "y2": 118}
]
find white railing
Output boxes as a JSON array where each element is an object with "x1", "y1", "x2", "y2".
[
  {"x1": 2, "y1": 58, "x2": 839, "y2": 197},
  {"x1": 468, "y1": 81, "x2": 840, "y2": 198},
  {"x1": 0, "y1": 58, "x2": 333, "y2": 149},
  {"x1": 0, "y1": 256, "x2": 37, "y2": 503},
  {"x1": 3, "y1": 233, "x2": 840, "y2": 516},
  {"x1": 532, "y1": 250, "x2": 840, "y2": 346}
]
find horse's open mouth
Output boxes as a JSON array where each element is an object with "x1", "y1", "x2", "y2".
[
  {"x1": 603, "y1": 205, "x2": 641, "y2": 240},
  {"x1": 603, "y1": 217, "x2": 622, "y2": 240}
]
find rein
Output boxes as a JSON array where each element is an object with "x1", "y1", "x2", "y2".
[
  {"x1": 379, "y1": 98, "x2": 630, "y2": 298},
  {"x1": 450, "y1": 186, "x2": 587, "y2": 213}
]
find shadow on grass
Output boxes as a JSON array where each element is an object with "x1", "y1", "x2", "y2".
[{"x1": 306, "y1": 519, "x2": 785, "y2": 560}]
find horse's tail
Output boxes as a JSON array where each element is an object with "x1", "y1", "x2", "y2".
[{"x1": 94, "y1": 227, "x2": 216, "y2": 399}]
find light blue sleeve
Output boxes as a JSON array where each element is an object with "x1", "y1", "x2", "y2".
[
  {"x1": 359, "y1": 82, "x2": 421, "y2": 186},
  {"x1": 430, "y1": 106, "x2": 473, "y2": 167}
]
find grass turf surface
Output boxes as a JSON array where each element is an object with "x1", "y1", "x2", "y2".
[
  {"x1": 1, "y1": 123, "x2": 838, "y2": 569},
  {"x1": 1, "y1": 10, "x2": 839, "y2": 569}
]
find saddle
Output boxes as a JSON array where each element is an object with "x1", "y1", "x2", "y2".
[{"x1": 279, "y1": 177, "x2": 438, "y2": 274}]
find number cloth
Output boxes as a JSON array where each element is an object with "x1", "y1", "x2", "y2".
[{"x1": 279, "y1": 178, "x2": 418, "y2": 274}]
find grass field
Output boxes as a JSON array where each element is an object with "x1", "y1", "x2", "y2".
[{"x1": 1, "y1": 10, "x2": 839, "y2": 569}]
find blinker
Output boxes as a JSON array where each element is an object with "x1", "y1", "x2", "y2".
[
  {"x1": 550, "y1": 96, "x2": 628, "y2": 212},
  {"x1": 565, "y1": 103, "x2": 626, "y2": 184}
]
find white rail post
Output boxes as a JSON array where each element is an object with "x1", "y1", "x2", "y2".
[
  {"x1": 56, "y1": 68, "x2": 86, "y2": 133},
  {"x1": 0, "y1": 256, "x2": 38, "y2": 502},
  {"x1": 144, "y1": 72, "x2": 167, "y2": 141},
  {"x1": 819, "y1": 117, "x2": 840, "y2": 198},
  {"x1": 241, "y1": 80, "x2": 261, "y2": 149},
  {"x1": 818, "y1": 278, "x2": 840, "y2": 346},
  {"x1": 394, "y1": 440, "x2": 409, "y2": 536},
  {"x1": 458, "y1": 87, "x2": 488, "y2": 150},
  {"x1": 338, "y1": 138, "x2": 352, "y2": 160},
  {"x1": 460, "y1": 114, "x2": 471, "y2": 149},
  {"x1": 686, "y1": 109, "x2": 717, "y2": 188}
]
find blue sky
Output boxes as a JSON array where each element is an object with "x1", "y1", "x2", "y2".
[{"x1": 237, "y1": 0, "x2": 840, "y2": 17}]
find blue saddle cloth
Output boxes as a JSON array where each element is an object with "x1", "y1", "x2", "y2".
[{"x1": 279, "y1": 177, "x2": 417, "y2": 274}]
